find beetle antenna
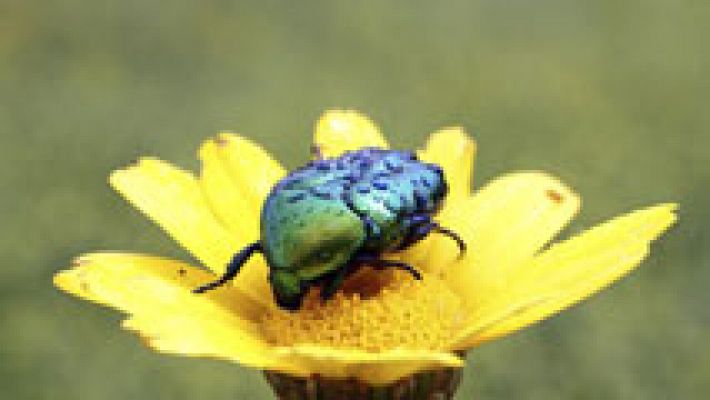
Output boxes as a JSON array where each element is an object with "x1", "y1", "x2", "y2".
[{"x1": 193, "y1": 241, "x2": 262, "y2": 294}]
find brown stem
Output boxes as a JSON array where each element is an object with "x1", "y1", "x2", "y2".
[{"x1": 264, "y1": 365, "x2": 463, "y2": 400}]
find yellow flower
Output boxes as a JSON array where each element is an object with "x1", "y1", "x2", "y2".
[{"x1": 54, "y1": 110, "x2": 676, "y2": 389}]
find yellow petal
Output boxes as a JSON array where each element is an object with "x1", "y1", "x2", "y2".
[
  {"x1": 419, "y1": 126, "x2": 476, "y2": 202},
  {"x1": 450, "y1": 295, "x2": 551, "y2": 350},
  {"x1": 454, "y1": 203, "x2": 677, "y2": 349},
  {"x1": 275, "y1": 345, "x2": 464, "y2": 385},
  {"x1": 429, "y1": 172, "x2": 580, "y2": 290},
  {"x1": 54, "y1": 253, "x2": 302, "y2": 373},
  {"x1": 313, "y1": 109, "x2": 389, "y2": 157},
  {"x1": 198, "y1": 137, "x2": 259, "y2": 240},
  {"x1": 208, "y1": 132, "x2": 286, "y2": 211},
  {"x1": 109, "y1": 158, "x2": 239, "y2": 274},
  {"x1": 197, "y1": 136, "x2": 282, "y2": 303}
]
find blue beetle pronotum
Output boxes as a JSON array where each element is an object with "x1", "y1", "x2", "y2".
[{"x1": 194, "y1": 146, "x2": 466, "y2": 311}]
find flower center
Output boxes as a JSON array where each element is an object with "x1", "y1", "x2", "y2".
[{"x1": 259, "y1": 268, "x2": 466, "y2": 352}]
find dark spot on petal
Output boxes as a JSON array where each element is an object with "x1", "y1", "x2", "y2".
[
  {"x1": 310, "y1": 144, "x2": 323, "y2": 158},
  {"x1": 546, "y1": 189, "x2": 564, "y2": 204},
  {"x1": 215, "y1": 136, "x2": 229, "y2": 147},
  {"x1": 178, "y1": 268, "x2": 187, "y2": 276},
  {"x1": 136, "y1": 333, "x2": 159, "y2": 348}
]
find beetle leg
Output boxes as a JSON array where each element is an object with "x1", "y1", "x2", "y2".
[
  {"x1": 355, "y1": 255, "x2": 422, "y2": 280},
  {"x1": 193, "y1": 241, "x2": 262, "y2": 294},
  {"x1": 319, "y1": 268, "x2": 349, "y2": 302},
  {"x1": 399, "y1": 215, "x2": 466, "y2": 258},
  {"x1": 432, "y1": 223, "x2": 467, "y2": 257},
  {"x1": 372, "y1": 259, "x2": 422, "y2": 280}
]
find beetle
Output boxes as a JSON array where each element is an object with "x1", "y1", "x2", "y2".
[{"x1": 194, "y1": 146, "x2": 466, "y2": 311}]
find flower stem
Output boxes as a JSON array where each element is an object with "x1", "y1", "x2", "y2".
[{"x1": 264, "y1": 366, "x2": 463, "y2": 400}]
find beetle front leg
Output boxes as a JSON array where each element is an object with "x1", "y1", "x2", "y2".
[
  {"x1": 399, "y1": 214, "x2": 466, "y2": 258},
  {"x1": 432, "y1": 223, "x2": 466, "y2": 256},
  {"x1": 369, "y1": 259, "x2": 422, "y2": 280},
  {"x1": 193, "y1": 241, "x2": 262, "y2": 294},
  {"x1": 319, "y1": 268, "x2": 349, "y2": 302},
  {"x1": 354, "y1": 254, "x2": 422, "y2": 280}
]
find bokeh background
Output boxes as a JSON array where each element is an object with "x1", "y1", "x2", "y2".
[{"x1": 1, "y1": 1, "x2": 707, "y2": 399}]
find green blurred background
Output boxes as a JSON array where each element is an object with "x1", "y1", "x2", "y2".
[{"x1": 1, "y1": 1, "x2": 707, "y2": 399}]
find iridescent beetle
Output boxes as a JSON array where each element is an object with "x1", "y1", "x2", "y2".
[{"x1": 194, "y1": 146, "x2": 465, "y2": 311}]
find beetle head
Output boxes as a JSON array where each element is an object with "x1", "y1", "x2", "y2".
[{"x1": 269, "y1": 269, "x2": 306, "y2": 311}]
